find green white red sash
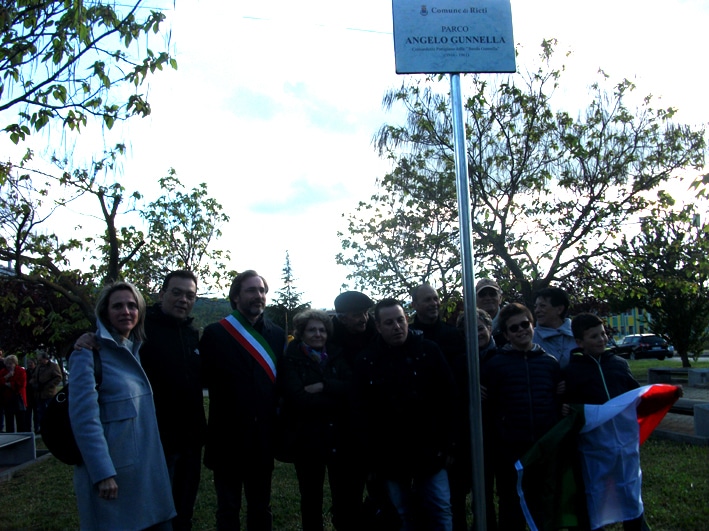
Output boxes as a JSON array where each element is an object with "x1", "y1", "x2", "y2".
[{"x1": 219, "y1": 311, "x2": 277, "y2": 382}]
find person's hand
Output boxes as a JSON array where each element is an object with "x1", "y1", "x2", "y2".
[
  {"x1": 75, "y1": 332, "x2": 98, "y2": 351},
  {"x1": 557, "y1": 380, "x2": 566, "y2": 395},
  {"x1": 561, "y1": 403, "x2": 571, "y2": 417},
  {"x1": 304, "y1": 382, "x2": 324, "y2": 394},
  {"x1": 480, "y1": 384, "x2": 488, "y2": 400},
  {"x1": 97, "y1": 477, "x2": 118, "y2": 500}
]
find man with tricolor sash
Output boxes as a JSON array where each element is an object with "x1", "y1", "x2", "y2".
[{"x1": 200, "y1": 270, "x2": 285, "y2": 531}]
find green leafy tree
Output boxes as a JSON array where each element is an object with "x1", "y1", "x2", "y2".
[
  {"x1": 0, "y1": 0, "x2": 176, "y2": 145},
  {"x1": 266, "y1": 251, "x2": 310, "y2": 334},
  {"x1": 51, "y1": 144, "x2": 146, "y2": 287},
  {"x1": 0, "y1": 161, "x2": 231, "y2": 355},
  {"x1": 0, "y1": 162, "x2": 97, "y2": 319},
  {"x1": 603, "y1": 202, "x2": 709, "y2": 367},
  {"x1": 338, "y1": 40, "x2": 706, "y2": 306},
  {"x1": 190, "y1": 297, "x2": 232, "y2": 332},
  {"x1": 131, "y1": 170, "x2": 232, "y2": 296},
  {"x1": 0, "y1": 276, "x2": 91, "y2": 357}
]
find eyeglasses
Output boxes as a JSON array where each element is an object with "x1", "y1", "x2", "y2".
[
  {"x1": 507, "y1": 320, "x2": 531, "y2": 333},
  {"x1": 170, "y1": 288, "x2": 197, "y2": 301}
]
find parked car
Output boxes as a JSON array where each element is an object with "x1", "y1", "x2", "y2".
[
  {"x1": 619, "y1": 334, "x2": 673, "y2": 360},
  {"x1": 607, "y1": 337, "x2": 635, "y2": 357}
]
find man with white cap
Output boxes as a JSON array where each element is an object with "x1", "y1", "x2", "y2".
[{"x1": 476, "y1": 279, "x2": 504, "y2": 343}]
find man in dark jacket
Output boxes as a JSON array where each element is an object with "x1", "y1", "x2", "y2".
[
  {"x1": 409, "y1": 283, "x2": 468, "y2": 530},
  {"x1": 354, "y1": 298, "x2": 456, "y2": 530},
  {"x1": 326, "y1": 290, "x2": 377, "y2": 527},
  {"x1": 140, "y1": 270, "x2": 205, "y2": 531},
  {"x1": 330, "y1": 290, "x2": 376, "y2": 366},
  {"x1": 409, "y1": 283, "x2": 464, "y2": 364},
  {"x1": 200, "y1": 270, "x2": 285, "y2": 531}
]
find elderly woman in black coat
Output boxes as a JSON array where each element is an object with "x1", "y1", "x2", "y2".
[{"x1": 277, "y1": 309, "x2": 359, "y2": 531}]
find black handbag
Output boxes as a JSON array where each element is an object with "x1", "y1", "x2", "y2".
[{"x1": 42, "y1": 349, "x2": 102, "y2": 465}]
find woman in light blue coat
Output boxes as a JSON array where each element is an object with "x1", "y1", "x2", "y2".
[{"x1": 69, "y1": 281, "x2": 175, "y2": 531}]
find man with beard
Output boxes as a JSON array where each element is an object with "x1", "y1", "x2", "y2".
[{"x1": 200, "y1": 270, "x2": 285, "y2": 530}]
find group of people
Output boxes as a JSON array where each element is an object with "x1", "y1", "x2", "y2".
[
  {"x1": 0, "y1": 348, "x2": 63, "y2": 434},
  {"x1": 60, "y1": 268, "x2": 648, "y2": 531}
]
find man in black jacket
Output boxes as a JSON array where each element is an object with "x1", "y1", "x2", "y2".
[
  {"x1": 354, "y1": 298, "x2": 456, "y2": 531},
  {"x1": 409, "y1": 283, "x2": 469, "y2": 530},
  {"x1": 330, "y1": 290, "x2": 376, "y2": 366},
  {"x1": 409, "y1": 283, "x2": 464, "y2": 364},
  {"x1": 140, "y1": 270, "x2": 205, "y2": 531},
  {"x1": 200, "y1": 270, "x2": 285, "y2": 531}
]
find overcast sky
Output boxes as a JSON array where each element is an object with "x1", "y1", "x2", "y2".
[{"x1": 4, "y1": 0, "x2": 708, "y2": 309}]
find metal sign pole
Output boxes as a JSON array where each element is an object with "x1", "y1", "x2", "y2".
[
  {"x1": 391, "y1": 4, "x2": 515, "y2": 527},
  {"x1": 450, "y1": 73, "x2": 486, "y2": 531}
]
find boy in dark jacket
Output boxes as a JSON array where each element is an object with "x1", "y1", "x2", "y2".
[
  {"x1": 565, "y1": 313, "x2": 639, "y2": 405},
  {"x1": 565, "y1": 313, "x2": 649, "y2": 531}
]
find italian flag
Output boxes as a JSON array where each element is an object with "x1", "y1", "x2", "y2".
[{"x1": 515, "y1": 384, "x2": 681, "y2": 531}]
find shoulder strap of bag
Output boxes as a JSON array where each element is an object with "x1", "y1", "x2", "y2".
[{"x1": 91, "y1": 347, "x2": 103, "y2": 390}]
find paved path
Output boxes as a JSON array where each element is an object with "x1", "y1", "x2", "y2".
[{"x1": 652, "y1": 384, "x2": 709, "y2": 445}]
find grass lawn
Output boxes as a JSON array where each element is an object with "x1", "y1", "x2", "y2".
[
  {"x1": 1, "y1": 361, "x2": 707, "y2": 530},
  {"x1": 1, "y1": 439, "x2": 706, "y2": 530},
  {"x1": 627, "y1": 358, "x2": 709, "y2": 384}
]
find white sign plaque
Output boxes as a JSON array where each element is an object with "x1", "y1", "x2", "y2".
[{"x1": 392, "y1": 1, "x2": 516, "y2": 74}]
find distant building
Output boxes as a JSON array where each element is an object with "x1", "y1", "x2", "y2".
[{"x1": 606, "y1": 308, "x2": 653, "y2": 340}]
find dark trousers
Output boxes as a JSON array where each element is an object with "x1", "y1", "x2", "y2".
[
  {"x1": 36, "y1": 397, "x2": 51, "y2": 432},
  {"x1": 294, "y1": 453, "x2": 365, "y2": 531},
  {"x1": 213, "y1": 460, "x2": 274, "y2": 531},
  {"x1": 448, "y1": 459, "x2": 470, "y2": 531},
  {"x1": 25, "y1": 400, "x2": 38, "y2": 433},
  {"x1": 495, "y1": 458, "x2": 529, "y2": 531},
  {"x1": 3, "y1": 398, "x2": 28, "y2": 433},
  {"x1": 165, "y1": 446, "x2": 203, "y2": 531}
]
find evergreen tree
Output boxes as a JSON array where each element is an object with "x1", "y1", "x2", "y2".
[{"x1": 266, "y1": 251, "x2": 310, "y2": 335}]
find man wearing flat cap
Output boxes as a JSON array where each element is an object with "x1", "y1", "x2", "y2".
[
  {"x1": 327, "y1": 290, "x2": 378, "y2": 528},
  {"x1": 331, "y1": 291, "x2": 377, "y2": 366}
]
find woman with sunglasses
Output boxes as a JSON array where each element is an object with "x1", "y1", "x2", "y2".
[{"x1": 481, "y1": 302, "x2": 562, "y2": 531}]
